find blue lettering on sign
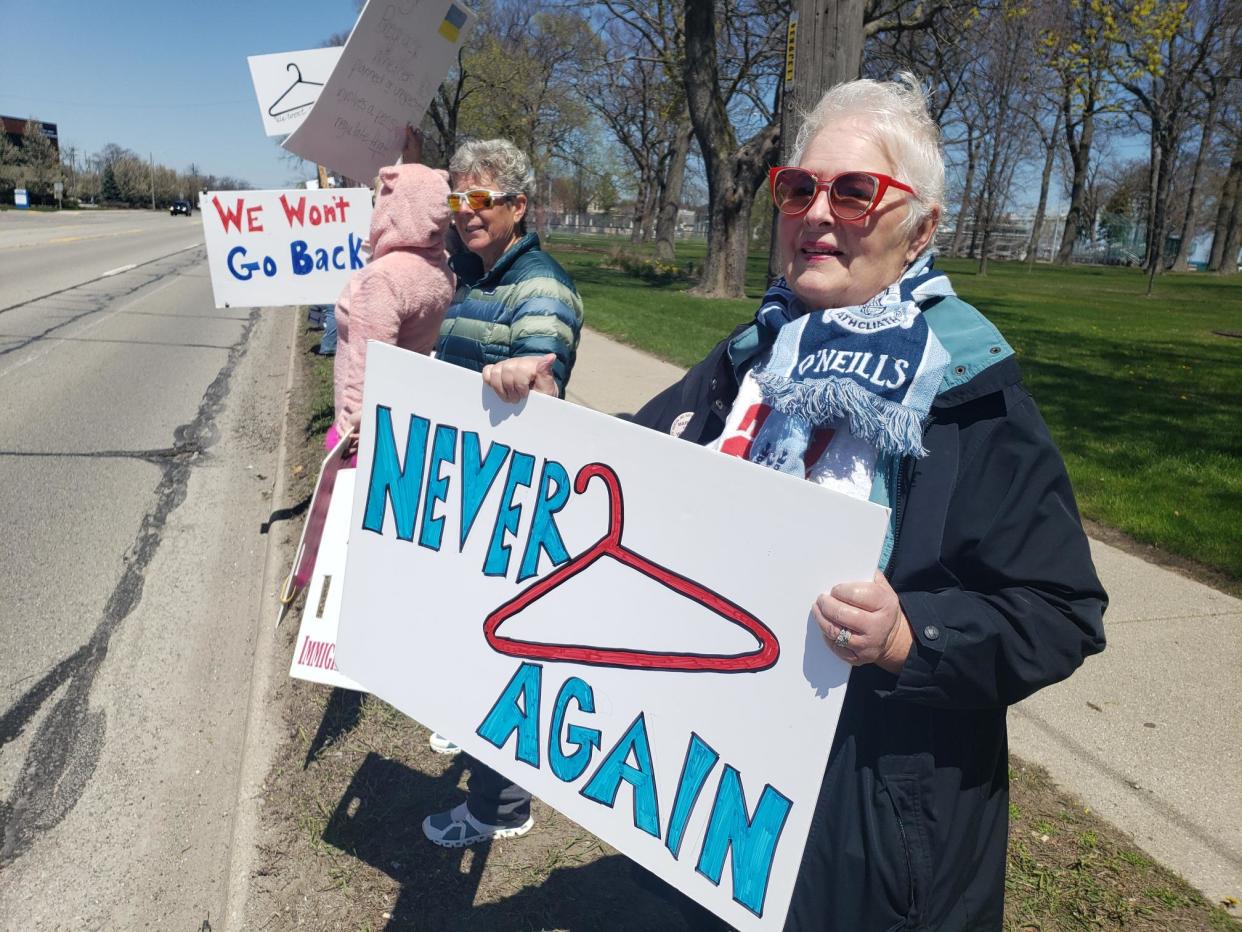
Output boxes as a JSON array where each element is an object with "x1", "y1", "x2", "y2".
[
  {"x1": 581, "y1": 712, "x2": 661, "y2": 838},
  {"x1": 290, "y1": 240, "x2": 313, "y2": 275},
  {"x1": 361, "y1": 406, "x2": 430, "y2": 541},
  {"x1": 227, "y1": 245, "x2": 261, "y2": 281},
  {"x1": 290, "y1": 238, "x2": 363, "y2": 275},
  {"x1": 418, "y1": 424, "x2": 458, "y2": 552},
  {"x1": 473, "y1": 663, "x2": 794, "y2": 916},
  {"x1": 665, "y1": 733, "x2": 720, "y2": 859},
  {"x1": 517, "y1": 459, "x2": 571, "y2": 581},
  {"x1": 696, "y1": 766, "x2": 793, "y2": 917},
  {"x1": 477, "y1": 661, "x2": 542, "y2": 768},
  {"x1": 483, "y1": 451, "x2": 535, "y2": 577},
  {"x1": 548, "y1": 677, "x2": 601, "y2": 782},
  {"x1": 458, "y1": 432, "x2": 509, "y2": 551}
]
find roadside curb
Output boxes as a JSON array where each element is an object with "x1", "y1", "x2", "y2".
[{"x1": 222, "y1": 308, "x2": 301, "y2": 930}]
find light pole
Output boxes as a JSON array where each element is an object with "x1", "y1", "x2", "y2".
[{"x1": 149, "y1": 152, "x2": 156, "y2": 210}]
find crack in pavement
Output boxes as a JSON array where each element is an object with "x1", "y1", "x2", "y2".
[
  {"x1": 0, "y1": 308, "x2": 260, "y2": 868},
  {"x1": 0, "y1": 250, "x2": 205, "y2": 360},
  {"x1": 0, "y1": 446, "x2": 201, "y2": 465},
  {"x1": 0, "y1": 335, "x2": 234, "y2": 352}
]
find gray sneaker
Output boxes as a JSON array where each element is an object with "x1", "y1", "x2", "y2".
[{"x1": 422, "y1": 802, "x2": 534, "y2": 848}]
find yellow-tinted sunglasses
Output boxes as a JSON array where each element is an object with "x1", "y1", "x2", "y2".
[{"x1": 447, "y1": 189, "x2": 516, "y2": 212}]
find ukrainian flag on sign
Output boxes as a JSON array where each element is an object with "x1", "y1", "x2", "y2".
[{"x1": 439, "y1": 3, "x2": 467, "y2": 42}]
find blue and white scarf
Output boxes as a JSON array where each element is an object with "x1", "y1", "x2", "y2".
[{"x1": 748, "y1": 255, "x2": 954, "y2": 476}]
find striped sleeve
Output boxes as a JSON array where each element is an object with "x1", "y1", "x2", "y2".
[{"x1": 507, "y1": 278, "x2": 584, "y2": 395}]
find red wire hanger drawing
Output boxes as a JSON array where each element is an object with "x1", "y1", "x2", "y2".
[{"x1": 483, "y1": 463, "x2": 780, "y2": 673}]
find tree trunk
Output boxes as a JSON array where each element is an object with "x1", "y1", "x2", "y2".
[
  {"x1": 1218, "y1": 196, "x2": 1241, "y2": 276},
  {"x1": 1025, "y1": 110, "x2": 1061, "y2": 268},
  {"x1": 950, "y1": 129, "x2": 976, "y2": 258},
  {"x1": 1173, "y1": 94, "x2": 1221, "y2": 270},
  {"x1": 640, "y1": 184, "x2": 658, "y2": 242},
  {"x1": 630, "y1": 172, "x2": 649, "y2": 243},
  {"x1": 654, "y1": 120, "x2": 693, "y2": 263},
  {"x1": 683, "y1": 0, "x2": 781, "y2": 298},
  {"x1": 968, "y1": 186, "x2": 984, "y2": 258},
  {"x1": 1208, "y1": 134, "x2": 1242, "y2": 272},
  {"x1": 1142, "y1": 132, "x2": 1163, "y2": 270},
  {"x1": 1057, "y1": 97, "x2": 1095, "y2": 265}
]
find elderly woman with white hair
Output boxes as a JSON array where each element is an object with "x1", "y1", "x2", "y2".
[{"x1": 627, "y1": 75, "x2": 1108, "y2": 929}]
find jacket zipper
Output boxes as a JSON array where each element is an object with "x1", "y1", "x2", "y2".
[
  {"x1": 894, "y1": 808, "x2": 918, "y2": 922},
  {"x1": 884, "y1": 454, "x2": 910, "y2": 576}
]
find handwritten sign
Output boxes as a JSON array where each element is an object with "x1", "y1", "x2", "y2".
[
  {"x1": 290, "y1": 468, "x2": 367, "y2": 691},
  {"x1": 248, "y1": 47, "x2": 343, "y2": 137},
  {"x1": 199, "y1": 188, "x2": 372, "y2": 308},
  {"x1": 282, "y1": 0, "x2": 477, "y2": 183},
  {"x1": 335, "y1": 345, "x2": 889, "y2": 930}
]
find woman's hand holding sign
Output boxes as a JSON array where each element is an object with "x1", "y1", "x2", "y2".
[
  {"x1": 812, "y1": 571, "x2": 913, "y2": 673},
  {"x1": 483, "y1": 353, "x2": 559, "y2": 403}
]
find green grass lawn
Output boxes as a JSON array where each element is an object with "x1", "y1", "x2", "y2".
[{"x1": 546, "y1": 234, "x2": 1242, "y2": 581}]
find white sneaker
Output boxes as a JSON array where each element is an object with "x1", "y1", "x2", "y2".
[
  {"x1": 422, "y1": 802, "x2": 534, "y2": 848},
  {"x1": 428, "y1": 732, "x2": 462, "y2": 755}
]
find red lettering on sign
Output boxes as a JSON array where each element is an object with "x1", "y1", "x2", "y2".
[
  {"x1": 279, "y1": 193, "x2": 306, "y2": 226},
  {"x1": 245, "y1": 205, "x2": 264, "y2": 232},
  {"x1": 212, "y1": 196, "x2": 245, "y2": 233}
]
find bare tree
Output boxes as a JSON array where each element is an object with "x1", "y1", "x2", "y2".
[
  {"x1": 967, "y1": 9, "x2": 1039, "y2": 275},
  {"x1": 1171, "y1": 2, "x2": 1241, "y2": 270},
  {"x1": 1044, "y1": 0, "x2": 1117, "y2": 263},
  {"x1": 1207, "y1": 125, "x2": 1242, "y2": 273},
  {"x1": 682, "y1": 0, "x2": 788, "y2": 297},
  {"x1": 1111, "y1": 0, "x2": 1227, "y2": 292},
  {"x1": 578, "y1": 34, "x2": 671, "y2": 242},
  {"x1": 588, "y1": 0, "x2": 696, "y2": 257},
  {"x1": 1023, "y1": 105, "x2": 1063, "y2": 267}
]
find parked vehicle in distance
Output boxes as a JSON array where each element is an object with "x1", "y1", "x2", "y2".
[{"x1": 170, "y1": 200, "x2": 193, "y2": 216}]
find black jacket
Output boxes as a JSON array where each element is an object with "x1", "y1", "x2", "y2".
[{"x1": 631, "y1": 296, "x2": 1107, "y2": 930}]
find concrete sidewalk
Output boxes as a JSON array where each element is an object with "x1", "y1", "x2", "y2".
[{"x1": 567, "y1": 327, "x2": 1242, "y2": 913}]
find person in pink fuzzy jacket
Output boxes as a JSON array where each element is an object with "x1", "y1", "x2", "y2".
[{"x1": 328, "y1": 161, "x2": 454, "y2": 450}]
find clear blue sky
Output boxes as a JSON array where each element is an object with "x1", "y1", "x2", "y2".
[{"x1": 0, "y1": 0, "x2": 360, "y2": 188}]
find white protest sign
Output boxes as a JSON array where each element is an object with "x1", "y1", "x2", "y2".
[
  {"x1": 283, "y1": 0, "x2": 477, "y2": 183},
  {"x1": 199, "y1": 188, "x2": 372, "y2": 308},
  {"x1": 290, "y1": 468, "x2": 367, "y2": 691},
  {"x1": 247, "y1": 47, "x2": 343, "y2": 137},
  {"x1": 336, "y1": 345, "x2": 890, "y2": 930}
]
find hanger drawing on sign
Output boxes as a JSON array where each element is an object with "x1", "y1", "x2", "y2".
[
  {"x1": 483, "y1": 462, "x2": 780, "y2": 673},
  {"x1": 268, "y1": 63, "x2": 325, "y2": 117}
]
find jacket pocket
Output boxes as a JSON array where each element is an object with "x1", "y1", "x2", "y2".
[{"x1": 879, "y1": 768, "x2": 934, "y2": 931}]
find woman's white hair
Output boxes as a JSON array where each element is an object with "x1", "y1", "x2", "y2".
[
  {"x1": 449, "y1": 138, "x2": 535, "y2": 196},
  {"x1": 790, "y1": 73, "x2": 944, "y2": 235}
]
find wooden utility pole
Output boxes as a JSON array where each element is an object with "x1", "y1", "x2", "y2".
[
  {"x1": 769, "y1": 0, "x2": 867, "y2": 276},
  {"x1": 781, "y1": 0, "x2": 866, "y2": 159}
]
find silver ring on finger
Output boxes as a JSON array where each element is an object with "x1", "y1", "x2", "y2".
[{"x1": 834, "y1": 628, "x2": 852, "y2": 649}]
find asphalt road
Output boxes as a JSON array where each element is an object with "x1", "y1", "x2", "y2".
[{"x1": 0, "y1": 209, "x2": 295, "y2": 927}]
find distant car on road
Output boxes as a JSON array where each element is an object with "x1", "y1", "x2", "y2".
[{"x1": 170, "y1": 200, "x2": 193, "y2": 217}]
